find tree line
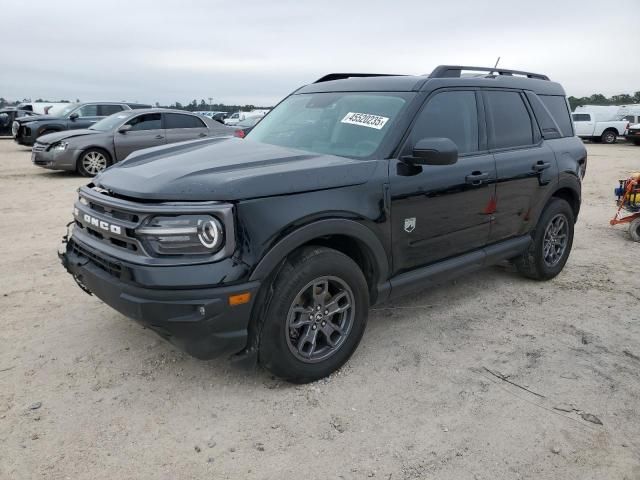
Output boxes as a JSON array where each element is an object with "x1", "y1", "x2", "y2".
[{"x1": 568, "y1": 92, "x2": 640, "y2": 110}]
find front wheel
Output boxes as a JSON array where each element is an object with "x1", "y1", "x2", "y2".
[
  {"x1": 77, "y1": 148, "x2": 111, "y2": 177},
  {"x1": 601, "y1": 130, "x2": 617, "y2": 144},
  {"x1": 515, "y1": 198, "x2": 575, "y2": 280},
  {"x1": 258, "y1": 246, "x2": 369, "y2": 383},
  {"x1": 630, "y1": 217, "x2": 640, "y2": 242}
]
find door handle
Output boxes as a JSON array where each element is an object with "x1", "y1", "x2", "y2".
[
  {"x1": 532, "y1": 161, "x2": 551, "y2": 172},
  {"x1": 155, "y1": 135, "x2": 164, "y2": 139},
  {"x1": 465, "y1": 171, "x2": 489, "y2": 186}
]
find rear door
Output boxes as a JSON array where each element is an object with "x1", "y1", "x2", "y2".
[
  {"x1": 389, "y1": 89, "x2": 496, "y2": 272},
  {"x1": 483, "y1": 89, "x2": 556, "y2": 242},
  {"x1": 113, "y1": 112, "x2": 165, "y2": 161},
  {"x1": 164, "y1": 113, "x2": 209, "y2": 143},
  {"x1": 572, "y1": 113, "x2": 594, "y2": 136}
]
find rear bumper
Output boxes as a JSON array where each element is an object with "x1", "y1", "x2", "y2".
[{"x1": 60, "y1": 237, "x2": 260, "y2": 359}]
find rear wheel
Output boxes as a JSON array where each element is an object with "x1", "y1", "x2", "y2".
[
  {"x1": 258, "y1": 246, "x2": 369, "y2": 383},
  {"x1": 601, "y1": 130, "x2": 617, "y2": 144},
  {"x1": 77, "y1": 148, "x2": 111, "y2": 177},
  {"x1": 630, "y1": 217, "x2": 640, "y2": 242},
  {"x1": 515, "y1": 198, "x2": 575, "y2": 280}
]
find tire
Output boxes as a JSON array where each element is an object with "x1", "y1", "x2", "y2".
[
  {"x1": 77, "y1": 148, "x2": 111, "y2": 177},
  {"x1": 601, "y1": 130, "x2": 617, "y2": 144},
  {"x1": 632, "y1": 140, "x2": 640, "y2": 146},
  {"x1": 630, "y1": 217, "x2": 640, "y2": 242},
  {"x1": 515, "y1": 198, "x2": 575, "y2": 280},
  {"x1": 258, "y1": 246, "x2": 369, "y2": 383}
]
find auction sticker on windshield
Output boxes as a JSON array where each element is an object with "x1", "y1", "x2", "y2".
[{"x1": 341, "y1": 112, "x2": 389, "y2": 130}]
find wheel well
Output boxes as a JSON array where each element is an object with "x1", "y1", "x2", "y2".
[
  {"x1": 552, "y1": 188, "x2": 580, "y2": 220},
  {"x1": 78, "y1": 147, "x2": 112, "y2": 164},
  {"x1": 299, "y1": 235, "x2": 379, "y2": 304},
  {"x1": 602, "y1": 128, "x2": 619, "y2": 136}
]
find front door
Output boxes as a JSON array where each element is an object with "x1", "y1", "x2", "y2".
[
  {"x1": 572, "y1": 113, "x2": 593, "y2": 137},
  {"x1": 389, "y1": 90, "x2": 496, "y2": 273},
  {"x1": 69, "y1": 104, "x2": 102, "y2": 130},
  {"x1": 113, "y1": 112, "x2": 165, "y2": 161}
]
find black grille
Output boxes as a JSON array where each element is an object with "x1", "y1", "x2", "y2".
[{"x1": 71, "y1": 241, "x2": 123, "y2": 279}]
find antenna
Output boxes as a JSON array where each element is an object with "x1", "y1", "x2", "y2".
[{"x1": 494, "y1": 56, "x2": 501, "y2": 69}]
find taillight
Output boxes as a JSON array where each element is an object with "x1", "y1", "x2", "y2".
[{"x1": 234, "y1": 129, "x2": 245, "y2": 138}]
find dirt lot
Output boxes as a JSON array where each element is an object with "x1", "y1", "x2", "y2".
[{"x1": 0, "y1": 140, "x2": 639, "y2": 480}]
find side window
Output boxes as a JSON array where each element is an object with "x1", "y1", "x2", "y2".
[
  {"x1": 165, "y1": 113, "x2": 206, "y2": 129},
  {"x1": 539, "y1": 95, "x2": 573, "y2": 137},
  {"x1": 485, "y1": 91, "x2": 534, "y2": 149},
  {"x1": 411, "y1": 91, "x2": 479, "y2": 154},
  {"x1": 572, "y1": 114, "x2": 591, "y2": 122},
  {"x1": 99, "y1": 104, "x2": 124, "y2": 116},
  {"x1": 126, "y1": 113, "x2": 162, "y2": 131},
  {"x1": 76, "y1": 105, "x2": 99, "y2": 117}
]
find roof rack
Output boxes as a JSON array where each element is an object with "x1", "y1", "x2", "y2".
[
  {"x1": 429, "y1": 65, "x2": 549, "y2": 81},
  {"x1": 313, "y1": 73, "x2": 404, "y2": 83}
]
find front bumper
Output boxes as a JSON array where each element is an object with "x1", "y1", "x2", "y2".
[
  {"x1": 60, "y1": 237, "x2": 260, "y2": 359},
  {"x1": 32, "y1": 146, "x2": 78, "y2": 171}
]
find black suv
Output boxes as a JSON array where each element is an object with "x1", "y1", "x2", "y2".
[
  {"x1": 13, "y1": 102, "x2": 150, "y2": 146},
  {"x1": 60, "y1": 65, "x2": 586, "y2": 383}
]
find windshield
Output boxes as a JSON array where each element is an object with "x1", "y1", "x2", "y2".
[
  {"x1": 90, "y1": 112, "x2": 131, "y2": 131},
  {"x1": 246, "y1": 92, "x2": 408, "y2": 158},
  {"x1": 58, "y1": 104, "x2": 80, "y2": 118},
  {"x1": 237, "y1": 116, "x2": 261, "y2": 127}
]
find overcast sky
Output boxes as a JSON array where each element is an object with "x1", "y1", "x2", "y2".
[{"x1": 1, "y1": 0, "x2": 637, "y2": 106}]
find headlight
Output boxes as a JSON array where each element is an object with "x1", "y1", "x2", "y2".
[
  {"x1": 50, "y1": 141, "x2": 68, "y2": 152},
  {"x1": 136, "y1": 215, "x2": 224, "y2": 255}
]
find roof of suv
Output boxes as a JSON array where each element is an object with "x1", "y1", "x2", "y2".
[{"x1": 298, "y1": 65, "x2": 566, "y2": 96}]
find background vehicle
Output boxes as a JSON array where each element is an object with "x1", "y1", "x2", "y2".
[
  {"x1": 12, "y1": 102, "x2": 150, "y2": 146},
  {"x1": 16, "y1": 102, "x2": 71, "y2": 115},
  {"x1": 61, "y1": 65, "x2": 586, "y2": 383},
  {"x1": 233, "y1": 115, "x2": 262, "y2": 138},
  {"x1": 224, "y1": 109, "x2": 268, "y2": 126},
  {"x1": 0, "y1": 107, "x2": 38, "y2": 136},
  {"x1": 32, "y1": 109, "x2": 233, "y2": 176},
  {"x1": 626, "y1": 123, "x2": 640, "y2": 145},
  {"x1": 572, "y1": 113, "x2": 628, "y2": 143}
]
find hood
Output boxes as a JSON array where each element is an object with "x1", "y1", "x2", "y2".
[
  {"x1": 95, "y1": 137, "x2": 379, "y2": 201},
  {"x1": 15, "y1": 114, "x2": 61, "y2": 123},
  {"x1": 37, "y1": 129, "x2": 99, "y2": 145}
]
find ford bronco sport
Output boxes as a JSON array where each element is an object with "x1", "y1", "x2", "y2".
[{"x1": 60, "y1": 65, "x2": 587, "y2": 383}]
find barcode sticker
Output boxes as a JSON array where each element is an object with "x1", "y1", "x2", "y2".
[{"x1": 340, "y1": 112, "x2": 389, "y2": 130}]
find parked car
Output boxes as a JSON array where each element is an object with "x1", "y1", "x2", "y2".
[
  {"x1": 16, "y1": 102, "x2": 72, "y2": 115},
  {"x1": 32, "y1": 109, "x2": 233, "y2": 176},
  {"x1": 625, "y1": 123, "x2": 640, "y2": 145},
  {"x1": 0, "y1": 107, "x2": 38, "y2": 136},
  {"x1": 224, "y1": 110, "x2": 267, "y2": 126},
  {"x1": 60, "y1": 65, "x2": 586, "y2": 383},
  {"x1": 571, "y1": 112, "x2": 628, "y2": 144},
  {"x1": 233, "y1": 115, "x2": 262, "y2": 138},
  {"x1": 12, "y1": 102, "x2": 150, "y2": 146}
]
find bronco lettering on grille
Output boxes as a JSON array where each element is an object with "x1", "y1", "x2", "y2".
[{"x1": 82, "y1": 213, "x2": 122, "y2": 235}]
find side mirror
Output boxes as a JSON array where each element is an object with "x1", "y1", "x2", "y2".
[
  {"x1": 118, "y1": 124, "x2": 132, "y2": 134},
  {"x1": 69, "y1": 112, "x2": 79, "y2": 121},
  {"x1": 405, "y1": 137, "x2": 458, "y2": 166}
]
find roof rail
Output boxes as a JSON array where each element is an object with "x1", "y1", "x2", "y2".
[
  {"x1": 429, "y1": 65, "x2": 549, "y2": 81},
  {"x1": 314, "y1": 73, "x2": 404, "y2": 83}
]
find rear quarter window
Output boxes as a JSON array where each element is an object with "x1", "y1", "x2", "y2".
[
  {"x1": 539, "y1": 95, "x2": 573, "y2": 137},
  {"x1": 572, "y1": 113, "x2": 591, "y2": 122}
]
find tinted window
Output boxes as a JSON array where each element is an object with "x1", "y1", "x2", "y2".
[
  {"x1": 99, "y1": 104, "x2": 124, "y2": 116},
  {"x1": 165, "y1": 113, "x2": 206, "y2": 129},
  {"x1": 572, "y1": 114, "x2": 591, "y2": 122},
  {"x1": 485, "y1": 91, "x2": 533, "y2": 149},
  {"x1": 539, "y1": 95, "x2": 573, "y2": 137},
  {"x1": 126, "y1": 113, "x2": 161, "y2": 131},
  {"x1": 76, "y1": 105, "x2": 99, "y2": 117},
  {"x1": 411, "y1": 91, "x2": 479, "y2": 154}
]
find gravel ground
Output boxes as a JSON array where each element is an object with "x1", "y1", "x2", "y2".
[{"x1": 0, "y1": 139, "x2": 639, "y2": 480}]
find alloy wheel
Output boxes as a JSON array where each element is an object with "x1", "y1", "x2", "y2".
[
  {"x1": 82, "y1": 151, "x2": 107, "y2": 175},
  {"x1": 542, "y1": 213, "x2": 568, "y2": 267},
  {"x1": 285, "y1": 276, "x2": 355, "y2": 363}
]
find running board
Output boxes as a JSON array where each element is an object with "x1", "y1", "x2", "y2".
[{"x1": 388, "y1": 235, "x2": 531, "y2": 300}]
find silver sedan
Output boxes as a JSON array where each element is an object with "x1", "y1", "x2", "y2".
[{"x1": 31, "y1": 108, "x2": 234, "y2": 176}]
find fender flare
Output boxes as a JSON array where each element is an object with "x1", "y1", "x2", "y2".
[
  {"x1": 248, "y1": 218, "x2": 390, "y2": 288},
  {"x1": 532, "y1": 175, "x2": 581, "y2": 226}
]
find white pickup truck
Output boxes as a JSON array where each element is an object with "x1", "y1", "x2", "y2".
[{"x1": 572, "y1": 113, "x2": 629, "y2": 144}]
